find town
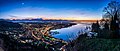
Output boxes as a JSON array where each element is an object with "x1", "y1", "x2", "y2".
[{"x1": 0, "y1": 19, "x2": 76, "y2": 51}]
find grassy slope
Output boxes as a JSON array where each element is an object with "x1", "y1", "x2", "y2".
[{"x1": 70, "y1": 38, "x2": 120, "y2": 51}]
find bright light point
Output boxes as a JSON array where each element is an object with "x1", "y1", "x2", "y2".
[{"x1": 21, "y1": 3, "x2": 25, "y2": 5}]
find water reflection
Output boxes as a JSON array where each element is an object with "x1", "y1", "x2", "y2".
[{"x1": 50, "y1": 24, "x2": 91, "y2": 41}]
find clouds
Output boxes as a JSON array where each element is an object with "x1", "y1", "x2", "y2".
[
  {"x1": 0, "y1": 0, "x2": 110, "y2": 20},
  {"x1": 0, "y1": 6, "x2": 102, "y2": 20}
]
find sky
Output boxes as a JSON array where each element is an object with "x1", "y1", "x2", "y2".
[{"x1": 0, "y1": 0, "x2": 119, "y2": 20}]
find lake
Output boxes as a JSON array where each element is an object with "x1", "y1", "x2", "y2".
[{"x1": 50, "y1": 23, "x2": 92, "y2": 41}]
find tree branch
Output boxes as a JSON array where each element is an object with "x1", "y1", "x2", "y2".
[{"x1": 105, "y1": 8, "x2": 113, "y2": 17}]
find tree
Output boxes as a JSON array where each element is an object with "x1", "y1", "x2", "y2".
[
  {"x1": 103, "y1": 1, "x2": 120, "y2": 19},
  {"x1": 103, "y1": 1, "x2": 120, "y2": 38},
  {"x1": 91, "y1": 21, "x2": 100, "y2": 33},
  {"x1": 104, "y1": 21, "x2": 109, "y2": 30}
]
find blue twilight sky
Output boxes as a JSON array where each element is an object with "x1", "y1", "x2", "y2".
[{"x1": 0, "y1": 0, "x2": 119, "y2": 20}]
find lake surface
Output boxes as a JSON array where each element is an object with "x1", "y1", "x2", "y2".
[{"x1": 50, "y1": 23, "x2": 91, "y2": 41}]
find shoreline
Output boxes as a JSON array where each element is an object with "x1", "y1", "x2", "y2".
[{"x1": 50, "y1": 23, "x2": 77, "y2": 30}]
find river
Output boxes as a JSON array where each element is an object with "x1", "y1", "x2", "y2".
[{"x1": 50, "y1": 23, "x2": 92, "y2": 41}]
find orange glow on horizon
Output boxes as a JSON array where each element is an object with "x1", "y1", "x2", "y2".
[
  {"x1": 42, "y1": 17, "x2": 101, "y2": 20},
  {"x1": 8, "y1": 16, "x2": 101, "y2": 20}
]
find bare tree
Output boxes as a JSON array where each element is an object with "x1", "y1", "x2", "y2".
[
  {"x1": 103, "y1": 1, "x2": 120, "y2": 19},
  {"x1": 103, "y1": 1, "x2": 120, "y2": 38}
]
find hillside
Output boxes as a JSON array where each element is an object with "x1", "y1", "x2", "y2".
[{"x1": 67, "y1": 37, "x2": 120, "y2": 51}]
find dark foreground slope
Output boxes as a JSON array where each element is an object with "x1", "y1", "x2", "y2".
[{"x1": 67, "y1": 36, "x2": 120, "y2": 51}]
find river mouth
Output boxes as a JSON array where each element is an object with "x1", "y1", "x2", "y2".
[{"x1": 50, "y1": 23, "x2": 92, "y2": 41}]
